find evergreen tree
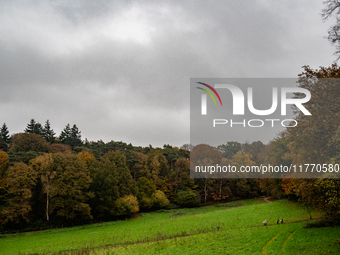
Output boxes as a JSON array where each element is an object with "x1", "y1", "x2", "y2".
[
  {"x1": 71, "y1": 124, "x2": 82, "y2": 148},
  {"x1": 25, "y1": 119, "x2": 43, "y2": 135},
  {"x1": 42, "y1": 120, "x2": 56, "y2": 143},
  {"x1": 0, "y1": 123, "x2": 10, "y2": 150},
  {"x1": 25, "y1": 119, "x2": 36, "y2": 133},
  {"x1": 59, "y1": 123, "x2": 71, "y2": 145},
  {"x1": 0, "y1": 123, "x2": 10, "y2": 143},
  {"x1": 34, "y1": 123, "x2": 43, "y2": 135},
  {"x1": 59, "y1": 124, "x2": 82, "y2": 148}
]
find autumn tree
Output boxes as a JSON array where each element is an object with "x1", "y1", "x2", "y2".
[
  {"x1": 265, "y1": 132, "x2": 292, "y2": 167},
  {"x1": 89, "y1": 155, "x2": 118, "y2": 217},
  {"x1": 287, "y1": 65, "x2": 340, "y2": 165},
  {"x1": 105, "y1": 151, "x2": 138, "y2": 198},
  {"x1": 90, "y1": 151, "x2": 137, "y2": 218},
  {"x1": 0, "y1": 151, "x2": 9, "y2": 178},
  {"x1": 175, "y1": 190, "x2": 200, "y2": 207},
  {"x1": 328, "y1": 126, "x2": 340, "y2": 164},
  {"x1": 49, "y1": 143, "x2": 72, "y2": 154},
  {"x1": 209, "y1": 179, "x2": 232, "y2": 202},
  {"x1": 30, "y1": 154, "x2": 55, "y2": 221},
  {"x1": 131, "y1": 151, "x2": 150, "y2": 180},
  {"x1": 78, "y1": 151, "x2": 96, "y2": 168},
  {"x1": 149, "y1": 155, "x2": 161, "y2": 187},
  {"x1": 191, "y1": 144, "x2": 223, "y2": 168},
  {"x1": 259, "y1": 179, "x2": 285, "y2": 199},
  {"x1": 48, "y1": 153, "x2": 93, "y2": 220},
  {"x1": 216, "y1": 142, "x2": 242, "y2": 159},
  {"x1": 173, "y1": 158, "x2": 195, "y2": 194},
  {"x1": 314, "y1": 179, "x2": 340, "y2": 214},
  {"x1": 0, "y1": 163, "x2": 37, "y2": 224},
  {"x1": 10, "y1": 133, "x2": 50, "y2": 153},
  {"x1": 282, "y1": 178, "x2": 320, "y2": 219},
  {"x1": 180, "y1": 143, "x2": 193, "y2": 152},
  {"x1": 136, "y1": 176, "x2": 169, "y2": 211},
  {"x1": 0, "y1": 151, "x2": 9, "y2": 207},
  {"x1": 231, "y1": 151, "x2": 255, "y2": 168},
  {"x1": 191, "y1": 144, "x2": 223, "y2": 202},
  {"x1": 151, "y1": 190, "x2": 169, "y2": 209},
  {"x1": 231, "y1": 151, "x2": 257, "y2": 198},
  {"x1": 148, "y1": 148, "x2": 168, "y2": 177},
  {"x1": 242, "y1": 141, "x2": 266, "y2": 164},
  {"x1": 137, "y1": 177, "x2": 156, "y2": 210},
  {"x1": 322, "y1": 0, "x2": 340, "y2": 59},
  {"x1": 114, "y1": 195, "x2": 139, "y2": 216}
]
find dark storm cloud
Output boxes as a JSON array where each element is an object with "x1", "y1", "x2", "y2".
[{"x1": 0, "y1": 0, "x2": 334, "y2": 147}]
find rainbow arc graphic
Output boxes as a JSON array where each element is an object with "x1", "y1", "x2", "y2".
[{"x1": 196, "y1": 82, "x2": 223, "y2": 106}]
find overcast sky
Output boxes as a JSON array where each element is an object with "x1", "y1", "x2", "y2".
[{"x1": 0, "y1": 0, "x2": 336, "y2": 148}]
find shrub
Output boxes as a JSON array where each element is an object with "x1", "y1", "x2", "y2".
[
  {"x1": 305, "y1": 215, "x2": 340, "y2": 228},
  {"x1": 114, "y1": 195, "x2": 139, "y2": 216},
  {"x1": 139, "y1": 196, "x2": 153, "y2": 210},
  {"x1": 166, "y1": 203, "x2": 179, "y2": 210},
  {"x1": 151, "y1": 190, "x2": 170, "y2": 209},
  {"x1": 175, "y1": 190, "x2": 200, "y2": 207}
]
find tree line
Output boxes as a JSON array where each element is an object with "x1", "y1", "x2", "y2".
[
  {"x1": 0, "y1": 117, "x2": 279, "y2": 232},
  {"x1": 1, "y1": 64, "x2": 340, "y2": 231}
]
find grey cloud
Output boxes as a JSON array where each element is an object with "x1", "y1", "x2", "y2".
[{"x1": 0, "y1": 0, "x2": 335, "y2": 147}]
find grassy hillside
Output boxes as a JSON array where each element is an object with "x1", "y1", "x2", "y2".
[{"x1": 0, "y1": 198, "x2": 339, "y2": 254}]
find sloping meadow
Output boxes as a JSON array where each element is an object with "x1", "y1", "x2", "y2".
[{"x1": 1, "y1": 199, "x2": 339, "y2": 254}]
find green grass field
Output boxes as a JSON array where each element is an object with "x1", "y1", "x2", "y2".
[{"x1": 0, "y1": 198, "x2": 339, "y2": 254}]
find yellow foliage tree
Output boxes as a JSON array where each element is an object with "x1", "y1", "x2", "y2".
[
  {"x1": 0, "y1": 151, "x2": 10, "y2": 204},
  {"x1": 0, "y1": 150, "x2": 9, "y2": 178},
  {"x1": 78, "y1": 151, "x2": 96, "y2": 167},
  {"x1": 115, "y1": 195, "x2": 139, "y2": 216},
  {"x1": 30, "y1": 154, "x2": 55, "y2": 221},
  {"x1": 1, "y1": 163, "x2": 37, "y2": 224}
]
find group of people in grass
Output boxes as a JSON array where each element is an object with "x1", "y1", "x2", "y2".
[
  {"x1": 263, "y1": 219, "x2": 283, "y2": 226},
  {"x1": 215, "y1": 218, "x2": 283, "y2": 232}
]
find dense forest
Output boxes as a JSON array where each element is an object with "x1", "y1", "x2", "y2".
[{"x1": 0, "y1": 65, "x2": 340, "y2": 232}]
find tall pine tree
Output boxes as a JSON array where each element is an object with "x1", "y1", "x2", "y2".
[
  {"x1": 25, "y1": 119, "x2": 43, "y2": 135},
  {"x1": 59, "y1": 124, "x2": 82, "y2": 148},
  {"x1": 71, "y1": 124, "x2": 82, "y2": 148},
  {"x1": 0, "y1": 123, "x2": 10, "y2": 150},
  {"x1": 42, "y1": 120, "x2": 56, "y2": 143},
  {"x1": 59, "y1": 123, "x2": 71, "y2": 145}
]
